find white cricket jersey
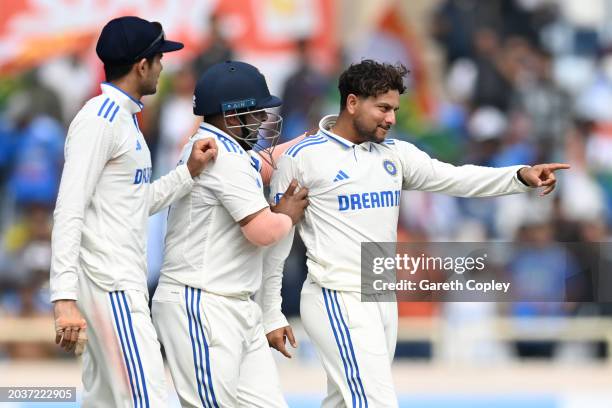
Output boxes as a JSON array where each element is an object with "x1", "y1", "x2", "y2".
[
  {"x1": 158, "y1": 122, "x2": 269, "y2": 298},
  {"x1": 50, "y1": 83, "x2": 194, "y2": 301},
  {"x1": 270, "y1": 115, "x2": 531, "y2": 293}
]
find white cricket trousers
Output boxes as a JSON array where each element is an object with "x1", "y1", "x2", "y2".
[
  {"x1": 300, "y1": 276, "x2": 399, "y2": 408},
  {"x1": 77, "y1": 273, "x2": 167, "y2": 407},
  {"x1": 151, "y1": 282, "x2": 287, "y2": 408}
]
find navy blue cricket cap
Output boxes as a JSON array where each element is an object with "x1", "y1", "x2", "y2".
[
  {"x1": 193, "y1": 61, "x2": 282, "y2": 116},
  {"x1": 96, "y1": 16, "x2": 183, "y2": 65}
]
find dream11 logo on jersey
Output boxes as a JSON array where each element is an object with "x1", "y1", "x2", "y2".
[{"x1": 133, "y1": 167, "x2": 152, "y2": 184}]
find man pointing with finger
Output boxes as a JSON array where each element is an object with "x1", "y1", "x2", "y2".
[
  {"x1": 50, "y1": 16, "x2": 217, "y2": 407},
  {"x1": 516, "y1": 163, "x2": 570, "y2": 196},
  {"x1": 269, "y1": 59, "x2": 570, "y2": 407}
]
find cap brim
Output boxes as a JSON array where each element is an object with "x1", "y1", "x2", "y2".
[
  {"x1": 157, "y1": 40, "x2": 184, "y2": 54},
  {"x1": 259, "y1": 95, "x2": 282, "y2": 109}
]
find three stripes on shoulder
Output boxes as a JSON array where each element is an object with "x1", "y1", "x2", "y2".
[
  {"x1": 285, "y1": 135, "x2": 328, "y2": 157},
  {"x1": 285, "y1": 135, "x2": 397, "y2": 158},
  {"x1": 97, "y1": 97, "x2": 120, "y2": 123}
]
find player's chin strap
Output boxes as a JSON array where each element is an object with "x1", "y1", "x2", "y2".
[{"x1": 223, "y1": 108, "x2": 283, "y2": 168}]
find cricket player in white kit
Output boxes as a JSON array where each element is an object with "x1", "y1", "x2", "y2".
[
  {"x1": 50, "y1": 17, "x2": 218, "y2": 407},
  {"x1": 152, "y1": 61, "x2": 308, "y2": 408},
  {"x1": 270, "y1": 60, "x2": 570, "y2": 407}
]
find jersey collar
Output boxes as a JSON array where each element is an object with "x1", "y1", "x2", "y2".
[
  {"x1": 319, "y1": 115, "x2": 353, "y2": 149},
  {"x1": 100, "y1": 82, "x2": 144, "y2": 114},
  {"x1": 319, "y1": 114, "x2": 373, "y2": 151}
]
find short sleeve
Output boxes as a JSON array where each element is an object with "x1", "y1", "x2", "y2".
[{"x1": 206, "y1": 153, "x2": 269, "y2": 222}]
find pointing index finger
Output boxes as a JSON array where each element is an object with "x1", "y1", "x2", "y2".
[{"x1": 546, "y1": 163, "x2": 571, "y2": 171}]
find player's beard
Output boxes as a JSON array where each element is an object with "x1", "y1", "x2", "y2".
[
  {"x1": 140, "y1": 69, "x2": 160, "y2": 96},
  {"x1": 236, "y1": 125, "x2": 258, "y2": 151},
  {"x1": 230, "y1": 115, "x2": 260, "y2": 151},
  {"x1": 141, "y1": 78, "x2": 158, "y2": 96},
  {"x1": 354, "y1": 114, "x2": 388, "y2": 143}
]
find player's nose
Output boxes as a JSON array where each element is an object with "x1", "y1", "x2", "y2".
[{"x1": 385, "y1": 111, "x2": 396, "y2": 126}]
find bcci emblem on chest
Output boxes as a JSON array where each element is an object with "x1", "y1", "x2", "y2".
[{"x1": 383, "y1": 159, "x2": 397, "y2": 176}]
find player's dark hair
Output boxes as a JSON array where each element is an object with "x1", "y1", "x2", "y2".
[
  {"x1": 338, "y1": 60, "x2": 408, "y2": 110},
  {"x1": 104, "y1": 64, "x2": 132, "y2": 82},
  {"x1": 104, "y1": 56, "x2": 156, "y2": 82}
]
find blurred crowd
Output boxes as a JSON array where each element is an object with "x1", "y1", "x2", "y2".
[
  {"x1": 403, "y1": 0, "x2": 612, "y2": 360},
  {"x1": 0, "y1": 0, "x2": 610, "y2": 361}
]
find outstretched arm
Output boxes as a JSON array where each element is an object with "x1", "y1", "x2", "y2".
[{"x1": 398, "y1": 141, "x2": 569, "y2": 197}]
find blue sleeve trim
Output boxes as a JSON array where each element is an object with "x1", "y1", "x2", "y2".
[
  {"x1": 97, "y1": 98, "x2": 110, "y2": 116},
  {"x1": 199, "y1": 126, "x2": 245, "y2": 155},
  {"x1": 109, "y1": 105, "x2": 120, "y2": 122},
  {"x1": 286, "y1": 136, "x2": 326, "y2": 156},
  {"x1": 289, "y1": 138, "x2": 328, "y2": 157}
]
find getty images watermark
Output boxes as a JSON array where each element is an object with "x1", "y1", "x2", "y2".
[{"x1": 360, "y1": 242, "x2": 612, "y2": 302}]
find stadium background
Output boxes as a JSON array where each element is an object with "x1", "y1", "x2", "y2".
[{"x1": 0, "y1": 0, "x2": 611, "y2": 406}]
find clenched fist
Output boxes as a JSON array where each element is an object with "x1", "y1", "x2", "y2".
[{"x1": 187, "y1": 138, "x2": 218, "y2": 177}]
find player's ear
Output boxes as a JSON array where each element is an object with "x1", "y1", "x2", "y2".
[
  {"x1": 135, "y1": 58, "x2": 148, "y2": 77},
  {"x1": 346, "y1": 94, "x2": 359, "y2": 115}
]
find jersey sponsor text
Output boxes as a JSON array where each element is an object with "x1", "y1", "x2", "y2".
[{"x1": 337, "y1": 190, "x2": 400, "y2": 211}]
